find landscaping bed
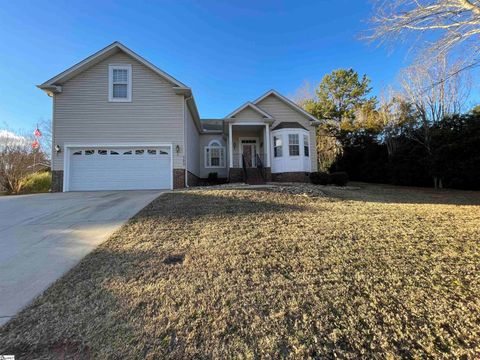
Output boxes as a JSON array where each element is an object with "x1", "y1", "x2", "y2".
[{"x1": 1, "y1": 184, "x2": 479, "y2": 358}]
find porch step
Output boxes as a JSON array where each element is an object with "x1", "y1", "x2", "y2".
[{"x1": 245, "y1": 168, "x2": 266, "y2": 185}]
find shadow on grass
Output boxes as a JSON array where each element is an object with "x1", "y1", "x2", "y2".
[
  {"x1": 135, "y1": 190, "x2": 307, "y2": 220},
  {"x1": 0, "y1": 245, "x2": 180, "y2": 358},
  {"x1": 322, "y1": 182, "x2": 480, "y2": 206}
]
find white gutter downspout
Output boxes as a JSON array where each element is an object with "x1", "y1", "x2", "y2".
[
  {"x1": 184, "y1": 95, "x2": 198, "y2": 188},
  {"x1": 184, "y1": 96, "x2": 190, "y2": 188}
]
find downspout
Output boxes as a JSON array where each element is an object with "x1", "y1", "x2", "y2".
[{"x1": 184, "y1": 95, "x2": 193, "y2": 188}]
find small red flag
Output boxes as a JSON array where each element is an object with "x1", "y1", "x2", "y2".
[
  {"x1": 32, "y1": 139, "x2": 40, "y2": 149},
  {"x1": 34, "y1": 128, "x2": 42, "y2": 137}
]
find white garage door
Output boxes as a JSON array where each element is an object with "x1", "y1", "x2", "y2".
[{"x1": 68, "y1": 146, "x2": 172, "y2": 191}]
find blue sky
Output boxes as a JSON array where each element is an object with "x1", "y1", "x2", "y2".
[{"x1": 0, "y1": 0, "x2": 415, "y2": 131}]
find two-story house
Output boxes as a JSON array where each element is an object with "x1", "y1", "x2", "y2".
[{"x1": 38, "y1": 42, "x2": 320, "y2": 191}]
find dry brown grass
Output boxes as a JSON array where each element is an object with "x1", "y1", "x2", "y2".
[{"x1": 1, "y1": 183, "x2": 479, "y2": 359}]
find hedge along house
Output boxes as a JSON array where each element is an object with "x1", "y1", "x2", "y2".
[{"x1": 38, "y1": 42, "x2": 321, "y2": 191}]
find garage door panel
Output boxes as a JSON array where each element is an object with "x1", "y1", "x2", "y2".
[{"x1": 68, "y1": 147, "x2": 171, "y2": 191}]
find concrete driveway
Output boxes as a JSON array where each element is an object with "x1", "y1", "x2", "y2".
[{"x1": 0, "y1": 190, "x2": 163, "y2": 326}]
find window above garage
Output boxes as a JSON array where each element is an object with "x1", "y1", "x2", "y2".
[{"x1": 108, "y1": 64, "x2": 132, "y2": 102}]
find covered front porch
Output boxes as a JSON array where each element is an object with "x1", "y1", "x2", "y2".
[
  {"x1": 228, "y1": 122, "x2": 271, "y2": 168},
  {"x1": 227, "y1": 121, "x2": 272, "y2": 183}
]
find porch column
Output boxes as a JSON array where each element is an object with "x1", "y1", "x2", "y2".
[
  {"x1": 229, "y1": 123, "x2": 233, "y2": 168},
  {"x1": 265, "y1": 123, "x2": 271, "y2": 167}
]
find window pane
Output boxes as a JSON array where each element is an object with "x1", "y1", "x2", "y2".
[
  {"x1": 274, "y1": 146, "x2": 282, "y2": 157},
  {"x1": 113, "y1": 84, "x2": 128, "y2": 98},
  {"x1": 289, "y1": 146, "x2": 299, "y2": 156},
  {"x1": 206, "y1": 146, "x2": 224, "y2": 167},
  {"x1": 289, "y1": 134, "x2": 299, "y2": 145},
  {"x1": 113, "y1": 69, "x2": 128, "y2": 83},
  {"x1": 98, "y1": 149, "x2": 107, "y2": 155},
  {"x1": 304, "y1": 135, "x2": 309, "y2": 157},
  {"x1": 110, "y1": 150, "x2": 119, "y2": 155},
  {"x1": 123, "y1": 150, "x2": 132, "y2": 155},
  {"x1": 135, "y1": 149, "x2": 144, "y2": 155},
  {"x1": 147, "y1": 149, "x2": 157, "y2": 155},
  {"x1": 274, "y1": 136, "x2": 283, "y2": 157},
  {"x1": 73, "y1": 150, "x2": 82, "y2": 155},
  {"x1": 85, "y1": 150, "x2": 94, "y2": 155},
  {"x1": 288, "y1": 134, "x2": 299, "y2": 156},
  {"x1": 220, "y1": 149, "x2": 225, "y2": 166}
]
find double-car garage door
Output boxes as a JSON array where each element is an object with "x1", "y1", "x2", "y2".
[{"x1": 67, "y1": 146, "x2": 172, "y2": 191}]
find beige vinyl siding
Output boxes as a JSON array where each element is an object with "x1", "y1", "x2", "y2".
[
  {"x1": 185, "y1": 103, "x2": 200, "y2": 177},
  {"x1": 52, "y1": 51, "x2": 184, "y2": 170},
  {"x1": 199, "y1": 134, "x2": 228, "y2": 178},
  {"x1": 256, "y1": 95, "x2": 318, "y2": 172},
  {"x1": 233, "y1": 107, "x2": 266, "y2": 121}
]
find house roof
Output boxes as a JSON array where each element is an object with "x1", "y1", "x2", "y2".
[
  {"x1": 200, "y1": 119, "x2": 225, "y2": 133},
  {"x1": 271, "y1": 122, "x2": 307, "y2": 131},
  {"x1": 253, "y1": 89, "x2": 321, "y2": 125},
  {"x1": 225, "y1": 101, "x2": 274, "y2": 119},
  {"x1": 38, "y1": 41, "x2": 190, "y2": 93}
]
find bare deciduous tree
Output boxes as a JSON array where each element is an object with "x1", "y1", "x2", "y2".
[
  {"x1": 38, "y1": 119, "x2": 53, "y2": 160},
  {"x1": 0, "y1": 130, "x2": 47, "y2": 194},
  {"x1": 394, "y1": 56, "x2": 471, "y2": 187},
  {"x1": 368, "y1": 0, "x2": 480, "y2": 69},
  {"x1": 400, "y1": 55, "x2": 470, "y2": 128}
]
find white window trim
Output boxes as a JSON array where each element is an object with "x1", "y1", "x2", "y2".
[
  {"x1": 303, "y1": 134, "x2": 310, "y2": 157},
  {"x1": 288, "y1": 133, "x2": 300, "y2": 156},
  {"x1": 204, "y1": 141, "x2": 226, "y2": 168},
  {"x1": 108, "y1": 64, "x2": 132, "y2": 102}
]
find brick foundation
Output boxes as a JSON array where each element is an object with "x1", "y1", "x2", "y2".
[
  {"x1": 264, "y1": 167, "x2": 272, "y2": 182},
  {"x1": 271, "y1": 172, "x2": 311, "y2": 183},
  {"x1": 51, "y1": 170, "x2": 64, "y2": 192},
  {"x1": 229, "y1": 168, "x2": 244, "y2": 183},
  {"x1": 173, "y1": 169, "x2": 186, "y2": 189}
]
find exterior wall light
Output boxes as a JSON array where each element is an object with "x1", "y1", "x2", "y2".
[
  {"x1": 176, "y1": 144, "x2": 181, "y2": 154},
  {"x1": 55, "y1": 145, "x2": 61, "y2": 153}
]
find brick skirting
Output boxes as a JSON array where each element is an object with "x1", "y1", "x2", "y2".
[
  {"x1": 51, "y1": 170, "x2": 64, "y2": 192},
  {"x1": 264, "y1": 167, "x2": 272, "y2": 182},
  {"x1": 229, "y1": 168, "x2": 244, "y2": 183},
  {"x1": 173, "y1": 169, "x2": 186, "y2": 189},
  {"x1": 271, "y1": 172, "x2": 311, "y2": 183}
]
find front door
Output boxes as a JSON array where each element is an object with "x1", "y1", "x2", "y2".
[{"x1": 242, "y1": 143, "x2": 255, "y2": 167}]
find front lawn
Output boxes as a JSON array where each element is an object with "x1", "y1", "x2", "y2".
[{"x1": 1, "y1": 183, "x2": 479, "y2": 358}]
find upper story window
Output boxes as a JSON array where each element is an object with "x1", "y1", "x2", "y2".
[
  {"x1": 205, "y1": 140, "x2": 225, "y2": 168},
  {"x1": 273, "y1": 136, "x2": 282, "y2": 157},
  {"x1": 109, "y1": 65, "x2": 132, "y2": 102},
  {"x1": 288, "y1": 134, "x2": 300, "y2": 156},
  {"x1": 303, "y1": 134, "x2": 309, "y2": 157}
]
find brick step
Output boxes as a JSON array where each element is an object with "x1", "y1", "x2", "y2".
[{"x1": 245, "y1": 168, "x2": 266, "y2": 185}]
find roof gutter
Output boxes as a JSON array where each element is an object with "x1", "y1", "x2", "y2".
[{"x1": 37, "y1": 85, "x2": 62, "y2": 97}]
